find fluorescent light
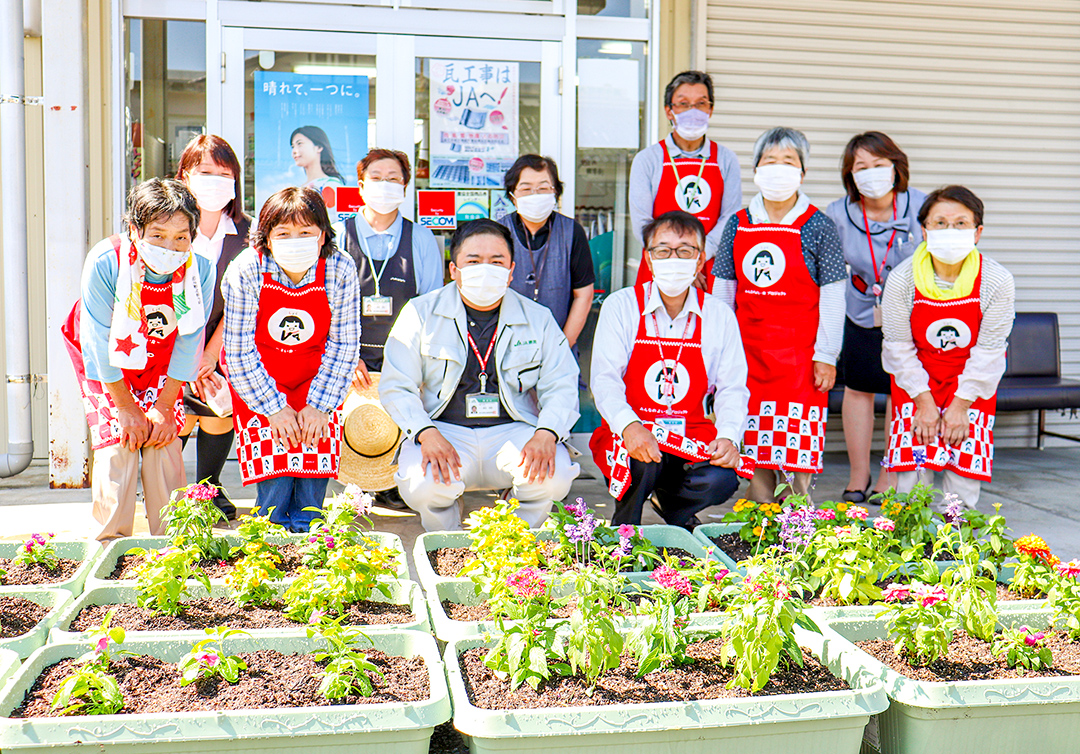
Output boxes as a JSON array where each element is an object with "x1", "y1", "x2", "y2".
[
  {"x1": 292, "y1": 64, "x2": 377, "y2": 78},
  {"x1": 597, "y1": 41, "x2": 632, "y2": 55}
]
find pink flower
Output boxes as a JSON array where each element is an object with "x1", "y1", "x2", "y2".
[
  {"x1": 309, "y1": 609, "x2": 327, "y2": 625},
  {"x1": 506, "y1": 566, "x2": 547, "y2": 600},
  {"x1": 882, "y1": 583, "x2": 910, "y2": 602},
  {"x1": 910, "y1": 584, "x2": 948, "y2": 608},
  {"x1": 95, "y1": 636, "x2": 109, "y2": 654},
  {"x1": 774, "y1": 582, "x2": 789, "y2": 600},
  {"x1": 1020, "y1": 626, "x2": 1046, "y2": 646},
  {"x1": 652, "y1": 564, "x2": 692, "y2": 597},
  {"x1": 197, "y1": 652, "x2": 220, "y2": 667},
  {"x1": 834, "y1": 526, "x2": 855, "y2": 536},
  {"x1": 23, "y1": 541, "x2": 33, "y2": 553},
  {"x1": 617, "y1": 524, "x2": 636, "y2": 539},
  {"x1": 32, "y1": 533, "x2": 47, "y2": 545},
  {"x1": 1056, "y1": 561, "x2": 1080, "y2": 579},
  {"x1": 873, "y1": 517, "x2": 896, "y2": 532},
  {"x1": 714, "y1": 569, "x2": 730, "y2": 583},
  {"x1": 814, "y1": 509, "x2": 837, "y2": 521},
  {"x1": 849, "y1": 506, "x2": 869, "y2": 521},
  {"x1": 186, "y1": 484, "x2": 218, "y2": 501}
]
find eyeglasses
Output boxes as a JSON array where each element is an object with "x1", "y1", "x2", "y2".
[
  {"x1": 366, "y1": 176, "x2": 406, "y2": 185},
  {"x1": 926, "y1": 219, "x2": 977, "y2": 230},
  {"x1": 514, "y1": 185, "x2": 556, "y2": 197},
  {"x1": 670, "y1": 100, "x2": 712, "y2": 114},
  {"x1": 647, "y1": 245, "x2": 701, "y2": 259}
]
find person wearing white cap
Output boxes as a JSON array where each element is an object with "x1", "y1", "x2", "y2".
[{"x1": 379, "y1": 219, "x2": 581, "y2": 531}]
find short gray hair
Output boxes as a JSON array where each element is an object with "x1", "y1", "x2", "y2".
[
  {"x1": 752, "y1": 127, "x2": 810, "y2": 171},
  {"x1": 664, "y1": 70, "x2": 714, "y2": 109},
  {"x1": 123, "y1": 178, "x2": 200, "y2": 236}
]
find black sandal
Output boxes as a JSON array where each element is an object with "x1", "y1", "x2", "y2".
[{"x1": 841, "y1": 477, "x2": 873, "y2": 504}]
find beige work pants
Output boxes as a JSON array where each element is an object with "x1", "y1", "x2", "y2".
[{"x1": 91, "y1": 439, "x2": 185, "y2": 542}]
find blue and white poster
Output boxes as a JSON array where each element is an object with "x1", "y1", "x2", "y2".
[{"x1": 253, "y1": 71, "x2": 369, "y2": 223}]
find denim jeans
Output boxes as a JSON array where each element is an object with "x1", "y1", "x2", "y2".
[{"x1": 255, "y1": 475, "x2": 330, "y2": 533}]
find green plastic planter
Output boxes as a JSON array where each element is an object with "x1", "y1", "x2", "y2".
[
  {"x1": 0, "y1": 631, "x2": 450, "y2": 753},
  {"x1": 414, "y1": 525, "x2": 717, "y2": 596},
  {"x1": 692, "y1": 522, "x2": 743, "y2": 570},
  {"x1": 86, "y1": 531, "x2": 409, "y2": 589},
  {"x1": 0, "y1": 588, "x2": 72, "y2": 659},
  {"x1": 49, "y1": 578, "x2": 431, "y2": 643},
  {"x1": 0, "y1": 649, "x2": 18, "y2": 697},
  {"x1": 444, "y1": 627, "x2": 887, "y2": 753},
  {"x1": 820, "y1": 608, "x2": 1080, "y2": 754},
  {"x1": 0, "y1": 541, "x2": 101, "y2": 596}
]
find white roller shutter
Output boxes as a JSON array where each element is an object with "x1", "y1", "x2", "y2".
[{"x1": 703, "y1": 0, "x2": 1080, "y2": 448}]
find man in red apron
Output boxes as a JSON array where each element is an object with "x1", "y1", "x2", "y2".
[
  {"x1": 629, "y1": 71, "x2": 742, "y2": 292},
  {"x1": 881, "y1": 186, "x2": 1015, "y2": 510},
  {"x1": 221, "y1": 187, "x2": 361, "y2": 533},
  {"x1": 590, "y1": 211, "x2": 753, "y2": 529},
  {"x1": 64, "y1": 179, "x2": 215, "y2": 541},
  {"x1": 712, "y1": 128, "x2": 848, "y2": 504}
]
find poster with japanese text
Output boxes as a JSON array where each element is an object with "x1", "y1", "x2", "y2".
[
  {"x1": 429, "y1": 60, "x2": 519, "y2": 189},
  {"x1": 254, "y1": 71, "x2": 368, "y2": 223}
]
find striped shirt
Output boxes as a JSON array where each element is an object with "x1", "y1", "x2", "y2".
[
  {"x1": 881, "y1": 253, "x2": 1015, "y2": 401},
  {"x1": 222, "y1": 246, "x2": 361, "y2": 417}
]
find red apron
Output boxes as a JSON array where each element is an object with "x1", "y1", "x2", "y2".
[
  {"x1": 62, "y1": 236, "x2": 186, "y2": 450},
  {"x1": 229, "y1": 256, "x2": 342, "y2": 485},
  {"x1": 590, "y1": 283, "x2": 754, "y2": 499},
  {"x1": 635, "y1": 140, "x2": 724, "y2": 290},
  {"x1": 733, "y1": 206, "x2": 827, "y2": 473},
  {"x1": 887, "y1": 262, "x2": 994, "y2": 481}
]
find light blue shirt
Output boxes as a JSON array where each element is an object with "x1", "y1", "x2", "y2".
[
  {"x1": 79, "y1": 234, "x2": 216, "y2": 384},
  {"x1": 333, "y1": 212, "x2": 443, "y2": 295}
]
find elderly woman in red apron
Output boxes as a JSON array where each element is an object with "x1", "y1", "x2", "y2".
[
  {"x1": 64, "y1": 178, "x2": 216, "y2": 541},
  {"x1": 221, "y1": 187, "x2": 361, "y2": 532},
  {"x1": 881, "y1": 186, "x2": 1015, "y2": 510},
  {"x1": 712, "y1": 127, "x2": 847, "y2": 504}
]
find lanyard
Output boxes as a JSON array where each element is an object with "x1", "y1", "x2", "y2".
[
  {"x1": 521, "y1": 223, "x2": 548, "y2": 298},
  {"x1": 466, "y1": 328, "x2": 498, "y2": 393},
  {"x1": 649, "y1": 286, "x2": 696, "y2": 406},
  {"x1": 357, "y1": 232, "x2": 394, "y2": 297},
  {"x1": 861, "y1": 193, "x2": 897, "y2": 295},
  {"x1": 668, "y1": 149, "x2": 709, "y2": 206}
]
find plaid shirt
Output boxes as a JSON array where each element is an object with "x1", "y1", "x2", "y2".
[{"x1": 222, "y1": 246, "x2": 360, "y2": 417}]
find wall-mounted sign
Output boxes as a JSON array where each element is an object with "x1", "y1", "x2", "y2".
[
  {"x1": 455, "y1": 190, "x2": 490, "y2": 224},
  {"x1": 417, "y1": 189, "x2": 458, "y2": 229}
]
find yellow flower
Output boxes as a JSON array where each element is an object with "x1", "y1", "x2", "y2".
[
  {"x1": 836, "y1": 502, "x2": 849, "y2": 512},
  {"x1": 770, "y1": 503, "x2": 782, "y2": 513},
  {"x1": 752, "y1": 525, "x2": 763, "y2": 537},
  {"x1": 761, "y1": 509, "x2": 774, "y2": 517}
]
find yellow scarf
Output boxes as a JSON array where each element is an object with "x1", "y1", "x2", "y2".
[{"x1": 912, "y1": 242, "x2": 980, "y2": 300}]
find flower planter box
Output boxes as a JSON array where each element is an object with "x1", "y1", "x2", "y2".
[
  {"x1": 0, "y1": 589, "x2": 72, "y2": 659},
  {"x1": 414, "y1": 525, "x2": 715, "y2": 596},
  {"x1": 692, "y1": 522, "x2": 744, "y2": 570},
  {"x1": 0, "y1": 649, "x2": 19, "y2": 697},
  {"x1": 444, "y1": 627, "x2": 887, "y2": 754},
  {"x1": 49, "y1": 579, "x2": 431, "y2": 643},
  {"x1": 0, "y1": 630, "x2": 450, "y2": 753},
  {"x1": 85, "y1": 532, "x2": 408, "y2": 589},
  {"x1": 819, "y1": 608, "x2": 1080, "y2": 754},
  {"x1": 0, "y1": 542, "x2": 100, "y2": 596}
]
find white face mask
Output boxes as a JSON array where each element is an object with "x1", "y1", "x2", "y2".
[
  {"x1": 925, "y1": 228, "x2": 976, "y2": 265},
  {"x1": 457, "y1": 263, "x2": 511, "y2": 308},
  {"x1": 853, "y1": 166, "x2": 894, "y2": 200},
  {"x1": 651, "y1": 258, "x2": 699, "y2": 297},
  {"x1": 672, "y1": 109, "x2": 710, "y2": 141},
  {"x1": 187, "y1": 174, "x2": 235, "y2": 213},
  {"x1": 271, "y1": 236, "x2": 321, "y2": 275},
  {"x1": 361, "y1": 181, "x2": 406, "y2": 215},
  {"x1": 753, "y1": 163, "x2": 803, "y2": 202},
  {"x1": 138, "y1": 239, "x2": 189, "y2": 276},
  {"x1": 515, "y1": 193, "x2": 556, "y2": 224}
]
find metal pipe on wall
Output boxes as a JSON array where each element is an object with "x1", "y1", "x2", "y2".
[{"x1": 0, "y1": 0, "x2": 35, "y2": 477}]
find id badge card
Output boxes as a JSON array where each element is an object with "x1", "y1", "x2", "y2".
[
  {"x1": 466, "y1": 392, "x2": 501, "y2": 419},
  {"x1": 655, "y1": 415, "x2": 686, "y2": 435},
  {"x1": 362, "y1": 295, "x2": 393, "y2": 317},
  {"x1": 873, "y1": 303, "x2": 883, "y2": 328}
]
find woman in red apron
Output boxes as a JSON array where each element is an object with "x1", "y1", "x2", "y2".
[
  {"x1": 882, "y1": 186, "x2": 1014, "y2": 510},
  {"x1": 221, "y1": 187, "x2": 361, "y2": 533},
  {"x1": 716, "y1": 127, "x2": 847, "y2": 504}
]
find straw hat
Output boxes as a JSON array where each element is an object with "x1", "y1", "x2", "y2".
[{"x1": 337, "y1": 373, "x2": 402, "y2": 491}]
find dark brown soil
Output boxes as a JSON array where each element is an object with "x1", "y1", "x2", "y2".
[
  {"x1": 709, "y1": 533, "x2": 756, "y2": 563},
  {"x1": 460, "y1": 638, "x2": 847, "y2": 709},
  {"x1": 429, "y1": 720, "x2": 469, "y2": 754},
  {"x1": 69, "y1": 598, "x2": 414, "y2": 631},
  {"x1": 109, "y1": 544, "x2": 305, "y2": 580},
  {"x1": 10, "y1": 649, "x2": 429, "y2": 717},
  {"x1": 0, "y1": 559, "x2": 81, "y2": 586},
  {"x1": 808, "y1": 581, "x2": 1026, "y2": 608},
  {"x1": 441, "y1": 600, "x2": 575, "y2": 622},
  {"x1": 428, "y1": 547, "x2": 476, "y2": 578},
  {"x1": 0, "y1": 596, "x2": 49, "y2": 638},
  {"x1": 856, "y1": 631, "x2": 1080, "y2": 682}
]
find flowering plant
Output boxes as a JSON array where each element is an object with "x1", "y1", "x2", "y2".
[
  {"x1": 303, "y1": 484, "x2": 375, "y2": 561},
  {"x1": 721, "y1": 497, "x2": 785, "y2": 550},
  {"x1": 1046, "y1": 558, "x2": 1080, "y2": 639},
  {"x1": 308, "y1": 617, "x2": 385, "y2": 699},
  {"x1": 955, "y1": 502, "x2": 1013, "y2": 566},
  {"x1": 717, "y1": 551, "x2": 818, "y2": 692},
  {"x1": 558, "y1": 565, "x2": 630, "y2": 691},
  {"x1": 14, "y1": 532, "x2": 58, "y2": 568},
  {"x1": 876, "y1": 483, "x2": 937, "y2": 553},
  {"x1": 177, "y1": 626, "x2": 249, "y2": 686},
  {"x1": 934, "y1": 523, "x2": 998, "y2": 642},
  {"x1": 228, "y1": 508, "x2": 286, "y2": 607},
  {"x1": 50, "y1": 611, "x2": 130, "y2": 716},
  {"x1": 460, "y1": 498, "x2": 542, "y2": 604},
  {"x1": 128, "y1": 546, "x2": 210, "y2": 616},
  {"x1": 161, "y1": 481, "x2": 231, "y2": 560},
  {"x1": 806, "y1": 525, "x2": 900, "y2": 605},
  {"x1": 483, "y1": 566, "x2": 567, "y2": 690},
  {"x1": 992, "y1": 625, "x2": 1053, "y2": 673},
  {"x1": 877, "y1": 581, "x2": 956, "y2": 665},
  {"x1": 234, "y1": 506, "x2": 288, "y2": 545},
  {"x1": 626, "y1": 561, "x2": 702, "y2": 676},
  {"x1": 1011, "y1": 534, "x2": 1058, "y2": 598},
  {"x1": 283, "y1": 543, "x2": 394, "y2": 624},
  {"x1": 547, "y1": 498, "x2": 657, "y2": 569}
]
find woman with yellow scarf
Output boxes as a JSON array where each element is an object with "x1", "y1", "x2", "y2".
[{"x1": 880, "y1": 186, "x2": 1015, "y2": 510}]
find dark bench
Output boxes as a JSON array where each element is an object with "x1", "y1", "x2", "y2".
[{"x1": 827, "y1": 312, "x2": 1080, "y2": 448}]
